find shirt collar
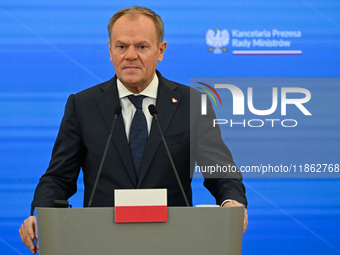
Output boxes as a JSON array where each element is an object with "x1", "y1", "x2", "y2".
[{"x1": 117, "y1": 73, "x2": 158, "y2": 99}]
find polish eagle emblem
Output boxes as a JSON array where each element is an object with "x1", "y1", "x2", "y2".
[{"x1": 206, "y1": 28, "x2": 230, "y2": 54}]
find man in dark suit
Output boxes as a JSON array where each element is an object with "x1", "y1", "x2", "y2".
[{"x1": 19, "y1": 6, "x2": 248, "y2": 254}]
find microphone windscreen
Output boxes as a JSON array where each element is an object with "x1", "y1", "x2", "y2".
[
  {"x1": 114, "y1": 105, "x2": 122, "y2": 116},
  {"x1": 148, "y1": 104, "x2": 157, "y2": 116}
]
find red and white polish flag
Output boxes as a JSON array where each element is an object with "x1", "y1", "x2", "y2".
[{"x1": 114, "y1": 189, "x2": 167, "y2": 223}]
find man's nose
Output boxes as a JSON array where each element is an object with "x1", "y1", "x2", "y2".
[{"x1": 125, "y1": 46, "x2": 138, "y2": 60}]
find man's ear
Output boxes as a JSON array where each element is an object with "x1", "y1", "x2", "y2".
[
  {"x1": 108, "y1": 39, "x2": 112, "y2": 62},
  {"x1": 158, "y1": 41, "x2": 167, "y2": 62}
]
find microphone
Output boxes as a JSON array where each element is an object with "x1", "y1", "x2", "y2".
[
  {"x1": 148, "y1": 105, "x2": 190, "y2": 207},
  {"x1": 88, "y1": 105, "x2": 122, "y2": 207}
]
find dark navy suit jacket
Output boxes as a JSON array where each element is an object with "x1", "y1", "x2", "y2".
[{"x1": 31, "y1": 71, "x2": 247, "y2": 214}]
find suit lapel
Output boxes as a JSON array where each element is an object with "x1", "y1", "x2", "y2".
[
  {"x1": 94, "y1": 78, "x2": 138, "y2": 186},
  {"x1": 137, "y1": 73, "x2": 181, "y2": 186}
]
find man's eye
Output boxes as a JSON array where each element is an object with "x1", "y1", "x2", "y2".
[
  {"x1": 118, "y1": 45, "x2": 125, "y2": 50},
  {"x1": 139, "y1": 45, "x2": 146, "y2": 49}
]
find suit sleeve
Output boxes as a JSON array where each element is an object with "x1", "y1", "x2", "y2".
[
  {"x1": 191, "y1": 90, "x2": 247, "y2": 207},
  {"x1": 31, "y1": 94, "x2": 85, "y2": 215}
]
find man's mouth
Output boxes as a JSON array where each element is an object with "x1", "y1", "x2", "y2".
[{"x1": 123, "y1": 66, "x2": 140, "y2": 70}]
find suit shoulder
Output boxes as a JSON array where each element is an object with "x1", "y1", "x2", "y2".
[
  {"x1": 73, "y1": 77, "x2": 115, "y2": 99},
  {"x1": 160, "y1": 76, "x2": 199, "y2": 96}
]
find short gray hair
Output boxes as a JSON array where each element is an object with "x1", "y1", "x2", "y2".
[{"x1": 107, "y1": 6, "x2": 164, "y2": 43}]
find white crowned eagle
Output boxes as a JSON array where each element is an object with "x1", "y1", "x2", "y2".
[{"x1": 206, "y1": 28, "x2": 230, "y2": 54}]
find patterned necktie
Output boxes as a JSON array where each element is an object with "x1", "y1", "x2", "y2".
[{"x1": 127, "y1": 95, "x2": 147, "y2": 179}]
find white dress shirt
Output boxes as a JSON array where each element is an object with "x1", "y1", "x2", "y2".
[{"x1": 117, "y1": 73, "x2": 158, "y2": 141}]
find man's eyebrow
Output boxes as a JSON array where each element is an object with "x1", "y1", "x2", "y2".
[
  {"x1": 114, "y1": 40, "x2": 150, "y2": 45},
  {"x1": 135, "y1": 40, "x2": 150, "y2": 45}
]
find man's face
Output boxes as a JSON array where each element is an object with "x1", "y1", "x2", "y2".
[{"x1": 108, "y1": 14, "x2": 167, "y2": 93}]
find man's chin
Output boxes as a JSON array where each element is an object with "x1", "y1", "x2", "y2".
[
  {"x1": 121, "y1": 68, "x2": 142, "y2": 76},
  {"x1": 120, "y1": 77, "x2": 140, "y2": 86},
  {"x1": 118, "y1": 72, "x2": 138, "y2": 81}
]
